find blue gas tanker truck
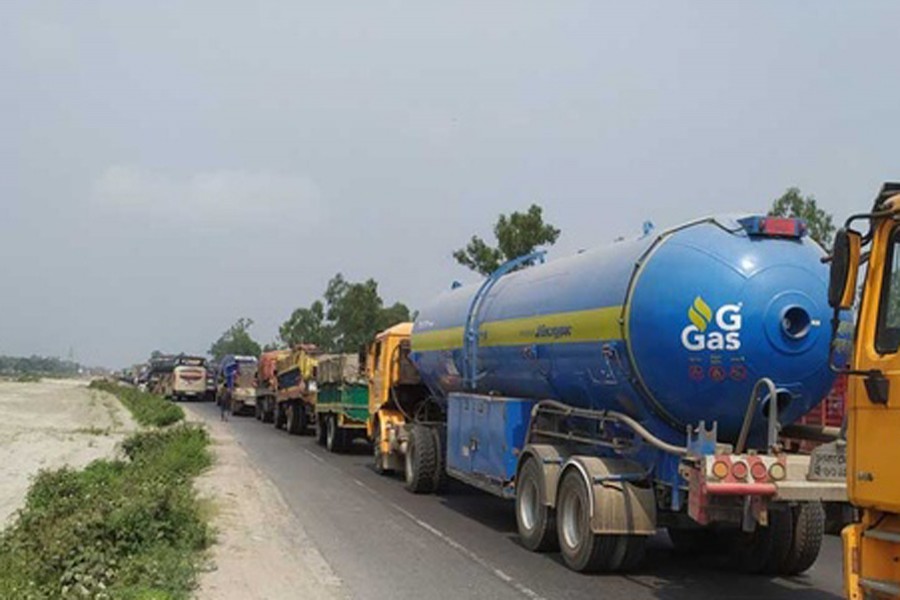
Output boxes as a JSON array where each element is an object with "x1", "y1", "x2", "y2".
[{"x1": 403, "y1": 214, "x2": 846, "y2": 574}]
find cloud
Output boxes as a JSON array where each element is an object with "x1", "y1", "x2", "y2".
[{"x1": 91, "y1": 165, "x2": 322, "y2": 225}]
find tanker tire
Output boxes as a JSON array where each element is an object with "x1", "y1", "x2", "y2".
[
  {"x1": 404, "y1": 425, "x2": 438, "y2": 494},
  {"x1": 728, "y1": 508, "x2": 791, "y2": 574},
  {"x1": 326, "y1": 415, "x2": 344, "y2": 453},
  {"x1": 556, "y1": 469, "x2": 636, "y2": 572},
  {"x1": 430, "y1": 427, "x2": 448, "y2": 493},
  {"x1": 515, "y1": 458, "x2": 558, "y2": 552},
  {"x1": 667, "y1": 528, "x2": 719, "y2": 554},
  {"x1": 779, "y1": 502, "x2": 825, "y2": 575}
]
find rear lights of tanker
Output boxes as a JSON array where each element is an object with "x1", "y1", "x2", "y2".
[{"x1": 709, "y1": 457, "x2": 787, "y2": 482}]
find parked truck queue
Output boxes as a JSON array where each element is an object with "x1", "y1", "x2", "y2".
[{"x1": 132, "y1": 198, "x2": 895, "y2": 583}]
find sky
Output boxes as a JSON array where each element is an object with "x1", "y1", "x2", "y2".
[{"x1": 1, "y1": 1, "x2": 898, "y2": 368}]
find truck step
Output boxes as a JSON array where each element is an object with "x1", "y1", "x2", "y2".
[
  {"x1": 859, "y1": 577, "x2": 900, "y2": 597},
  {"x1": 863, "y1": 529, "x2": 900, "y2": 544}
]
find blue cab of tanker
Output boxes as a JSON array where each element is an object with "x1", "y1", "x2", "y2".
[{"x1": 410, "y1": 215, "x2": 835, "y2": 450}]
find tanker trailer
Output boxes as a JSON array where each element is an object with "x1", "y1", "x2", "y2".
[{"x1": 409, "y1": 215, "x2": 847, "y2": 574}]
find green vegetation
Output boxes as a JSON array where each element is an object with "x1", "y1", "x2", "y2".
[
  {"x1": 769, "y1": 187, "x2": 835, "y2": 250},
  {"x1": 453, "y1": 203, "x2": 561, "y2": 276},
  {"x1": 279, "y1": 273, "x2": 412, "y2": 352},
  {"x1": 208, "y1": 317, "x2": 262, "y2": 362},
  {"x1": 0, "y1": 423, "x2": 212, "y2": 599},
  {"x1": 89, "y1": 380, "x2": 184, "y2": 427}
]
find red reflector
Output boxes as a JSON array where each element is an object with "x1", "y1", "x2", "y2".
[
  {"x1": 750, "y1": 461, "x2": 768, "y2": 481},
  {"x1": 762, "y1": 218, "x2": 799, "y2": 236}
]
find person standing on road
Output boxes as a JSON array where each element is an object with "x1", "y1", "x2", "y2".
[{"x1": 220, "y1": 369, "x2": 232, "y2": 422}]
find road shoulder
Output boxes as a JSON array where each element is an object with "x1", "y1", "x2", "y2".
[{"x1": 183, "y1": 404, "x2": 346, "y2": 600}]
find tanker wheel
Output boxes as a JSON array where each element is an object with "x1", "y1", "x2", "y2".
[
  {"x1": 778, "y1": 502, "x2": 825, "y2": 575},
  {"x1": 326, "y1": 415, "x2": 344, "y2": 453},
  {"x1": 515, "y1": 457, "x2": 558, "y2": 552},
  {"x1": 404, "y1": 425, "x2": 438, "y2": 494},
  {"x1": 727, "y1": 507, "x2": 792, "y2": 574},
  {"x1": 667, "y1": 527, "x2": 721, "y2": 554},
  {"x1": 430, "y1": 427, "x2": 448, "y2": 493},
  {"x1": 555, "y1": 469, "x2": 646, "y2": 573}
]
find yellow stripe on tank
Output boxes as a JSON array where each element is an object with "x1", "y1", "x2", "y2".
[{"x1": 411, "y1": 306, "x2": 623, "y2": 352}]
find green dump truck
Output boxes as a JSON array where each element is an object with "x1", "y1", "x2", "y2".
[{"x1": 315, "y1": 353, "x2": 368, "y2": 453}]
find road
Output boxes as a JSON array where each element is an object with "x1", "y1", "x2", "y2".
[{"x1": 192, "y1": 402, "x2": 844, "y2": 600}]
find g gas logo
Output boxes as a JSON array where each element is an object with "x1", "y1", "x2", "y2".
[{"x1": 680, "y1": 296, "x2": 742, "y2": 351}]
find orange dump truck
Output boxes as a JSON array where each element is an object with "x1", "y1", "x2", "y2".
[{"x1": 256, "y1": 349, "x2": 289, "y2": 423}]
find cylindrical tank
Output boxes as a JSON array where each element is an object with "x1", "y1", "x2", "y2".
[{"x1": 410, "y1": 216, "x2": 835, "y2": 446}]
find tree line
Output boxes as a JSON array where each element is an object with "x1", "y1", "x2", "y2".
[
  {"x1": 208, "y1": 188, "x2": 833, "y2": 363},
  {"x1": 0, "y1": 355, "x2": 80, "y2": 377}
]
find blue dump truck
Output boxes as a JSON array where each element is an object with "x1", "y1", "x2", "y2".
[{"x1": 406, "y1": 215, "x2": 846, "y2": 574}]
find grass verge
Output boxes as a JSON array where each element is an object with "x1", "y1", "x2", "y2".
[
  {"x1": 0, "y1": 382, "x2": 212, "y2": 599},
  {"x1": 90, "y1": 380, "x2": 184, "y2": 427}
]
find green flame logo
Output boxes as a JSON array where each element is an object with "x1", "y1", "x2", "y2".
[{"x1": 688, "y1": 296, "x2": 713, "y2": 332}]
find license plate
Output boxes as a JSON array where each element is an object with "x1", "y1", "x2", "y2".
[{"x1": 808, "y1": 441, "x2": 847, "y2": 482}]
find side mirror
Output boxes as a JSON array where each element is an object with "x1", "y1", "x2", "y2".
[{"x1": 828, "y1": 228, "x2": 861, "y2": 309}]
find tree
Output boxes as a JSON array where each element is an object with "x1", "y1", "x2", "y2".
[
  {"x1": 278, "y1": 274, "x2": 413, "y2": 353},
  {"x1": 279, "y1": 300, "x2": 331, "y2": 349},
  {"x1": 453, "y1": 204, "x2": 561, "y2": 276},
  {"x1": 769, "y1": 188, "x2": 835, "y2": 250},
  {"x1": 209, "y1": 318, "x2": 262, "y2": 362}
]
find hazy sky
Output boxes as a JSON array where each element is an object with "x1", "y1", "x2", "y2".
[{"x1": 2, "y1": 2, "x2": 898, "y2": 367}]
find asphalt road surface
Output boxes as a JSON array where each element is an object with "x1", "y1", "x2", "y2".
[{"x1": 193, "y1": 402, "x2": 844, "y2": 600}]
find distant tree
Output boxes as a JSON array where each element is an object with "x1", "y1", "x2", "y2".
[
  {"x1": 378, "y1": 301, "x2": 412, "y2": 331},
  {"x1": 769, "y1": 187, "x2": 835, "y2": 250},
  {"x1": 279, "y1": 300, "x2": 331, "y2": 350},
  {"x1": 326, "y1": 275, "x2": 389, "y2": 353},
  {"x1": 209, "y1": 318, "x2": 262, "y2": 362},
  {"x1": 150, "y1": 350, "x2": 163, "y2": 359},
  {"x1": 453, "y1": 204, "x2": 561, "y2": 276},
  {"x1": 279, "y1": 274, "x2": 412, "y2": 353}
]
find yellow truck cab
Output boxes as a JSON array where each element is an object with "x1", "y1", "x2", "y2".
[
  {"x1": 366, "y1": 323, "x2": 435, "y2": 487},
  {"x1": 830, "y1": 183, "x2": 900, "y2": 598}
]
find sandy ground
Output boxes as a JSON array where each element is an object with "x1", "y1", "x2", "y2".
[
  {"x1": 182, "y1": 404, "x2": 346, "y2": 600},
  {"x1": 0, "y1": 378, "x2": 137, "y2": 526}
]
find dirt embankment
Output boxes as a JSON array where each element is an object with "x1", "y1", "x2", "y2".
[
  {"x1": 0, "y1": 378, "x2": 137, "y2": 526},
  {"x1": 182, "y1": 404, "x2": 346, "y2": 600}
]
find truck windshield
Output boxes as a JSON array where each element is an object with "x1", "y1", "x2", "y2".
[{"x1": 876, "y1": 228, "x2": 900, "y2": 353}]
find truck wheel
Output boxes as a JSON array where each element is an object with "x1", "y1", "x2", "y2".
[
  {"x1": 516, "y1": 458, "x2": 557, "y2": 552},
  {"x1": 373, "y1": 422, "x2": 391, "y2": 475},
  {"x1": 404, "y1": 425, "x2": 438, "y2": 494},
  {"x1": 316, "y1": 416, "x2": 327, "y2": 446},
  {"x1": 287, "y1": 402, "x2": 306, "y2": 435},
  {"x1": 728, "y1": 507, "x2": 792, "y2": 574},
  {"x1": 326, "y1": 415, "x2": 344, "y2": 453},
  {"x1": 430, "y1": 427, "x2": 448, "y2": 493},
  {"x1": 556, "y1": 469, "x2": 643, "y2": 572},
  {"x1": 667, "y1": 528, "x2": 720, "y2": 554},
  {"x1": 274, "y1": 403, "x2": 285, "y2": 429},
  {"x1": 779, "y1": 502, "x2": 825, "y2": 575}
]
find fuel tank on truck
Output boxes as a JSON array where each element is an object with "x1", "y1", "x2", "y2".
[{"x1": 410, "y1": 216, "x2": 836, "y2": 448}]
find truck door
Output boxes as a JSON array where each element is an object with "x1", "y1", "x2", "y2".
[{"x1": 850, "y1": 219, "x2": 900, "y2": 513}]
